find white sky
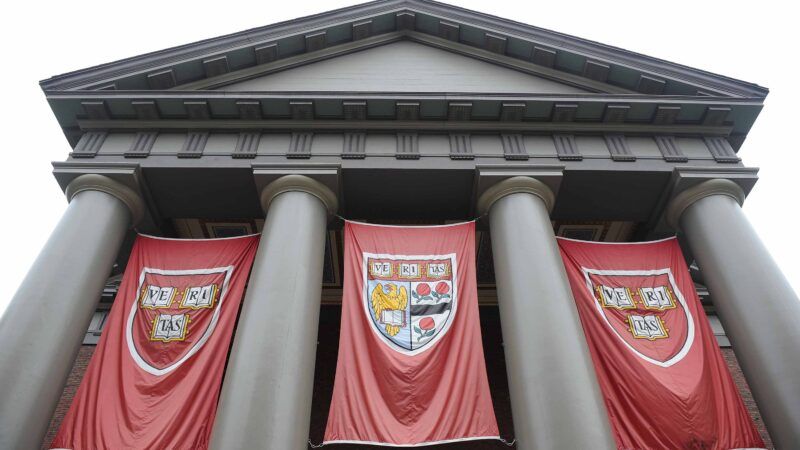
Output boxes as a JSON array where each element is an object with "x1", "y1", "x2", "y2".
[{"x1": 0, "y1": 0, "x2": 798, "y2": 318}]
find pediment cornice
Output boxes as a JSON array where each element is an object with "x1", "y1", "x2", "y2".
[
  {"x1": 40, "y1": 0, "x2": 767, "y2": 98},
  {"x1": 39, "y1": 0, "x2": 767, "y2": 150}
]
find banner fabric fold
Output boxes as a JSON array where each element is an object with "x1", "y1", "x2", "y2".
[
  {"x1": 558, "y1": 237, "x2": 765, "y2": 450},
  {"x1": 50, "y1": 234, "x2": 259, "y2": 450},
  {"x1": 324, "y1": 221, "x2": 500, "y2": 446}
]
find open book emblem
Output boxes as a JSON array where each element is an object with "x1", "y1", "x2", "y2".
[
  {"x1": 126, "y1": 266, "x2": 234, "y2": 376},
  {"x1": 582, "y1": 268, "x2": 695, "y2": 367},
  {"x1": 363, "y1": 253, "x2": 458, "y2": 355}
]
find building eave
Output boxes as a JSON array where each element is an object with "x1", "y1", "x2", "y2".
[{"x1": 44, "y1": 90, "x2": 763, "y2": 151}]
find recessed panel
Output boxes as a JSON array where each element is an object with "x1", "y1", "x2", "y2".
[{"x1": 218, "y1": 41, "x2": 591, "y2": 94}]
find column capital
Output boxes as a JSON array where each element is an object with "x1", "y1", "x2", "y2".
[
  {"x1": 65, "y1": 174, "x2": 145, "y2": 226},
  {"x1": 666, "y1": 178, "x2": 745, "y2": 229},
  {"x1": 477, "y1": 176, "x2": 556, "y2": 215},
  {"x1": 259, "y1": 174, "x2": 339, "y2": 217}
]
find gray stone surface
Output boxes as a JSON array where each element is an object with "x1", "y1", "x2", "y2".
[
  {"x1": 480, "y1": 177, "x2": 614, "y2": 450},
  {"x1": 0, "y1": 177, "x2": 136, "y2": 449},
  {"x1": 671, "y1": 179, "x2": 800, "y2": 448},
  {"x1": 210, "y1": 175, "x2": 336, "y2": 450}
]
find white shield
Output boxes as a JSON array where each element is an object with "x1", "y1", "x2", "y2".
[{"x1": 363, "y1": 253, "x2": 458, "y2": 356}]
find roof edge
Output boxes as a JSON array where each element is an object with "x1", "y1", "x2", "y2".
[{"x1": 39, "y1": 0, "x2": 768, "y2": 99}]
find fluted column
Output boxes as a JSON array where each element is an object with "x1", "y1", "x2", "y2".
[
  {"x1": 211, "y1": 175, "x2": 337, "y2": 450},
  {"x1": 478, "y1": 177, "x2": 614, "y2": 450},
  {"x1": 668, "y1": 179, "x2": 800, "y2": 447},
  {"x1": 0, "y1": 174, "x2": 143, "y2": 450}
]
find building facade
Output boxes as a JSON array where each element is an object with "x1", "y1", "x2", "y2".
[{"x1": 1, "y1": 1, "x2": 798, "y2": 449}]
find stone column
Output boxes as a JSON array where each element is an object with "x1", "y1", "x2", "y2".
[
  {"x1": 667, "y1": 179, "x2": 800, "y2": 447},
  {"x1": 211, "y1": 175, "x2": 337, "y2": 450},
  {"x1": 478, "y1": 177, "x2": 614, "y2": 450},
  {"x1": 0, "y1": 174, "x2": 143, "y2": 450}
]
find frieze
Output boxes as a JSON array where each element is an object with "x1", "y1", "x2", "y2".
[{"x1": 73, "y1": 131, "x2": 742, "y2": 166}]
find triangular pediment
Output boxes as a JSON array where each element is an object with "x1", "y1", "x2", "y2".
[
  {"x1": 39, "y1": 0, "x2": 767, "y2": 146},
  {"x1": 216, "y1": 41, "x2": 591, "y2": 94},
  {"x1": 40, "y1": 0, "x2": 767, "y2": 97}
]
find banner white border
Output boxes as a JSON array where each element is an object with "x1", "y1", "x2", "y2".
[
  {"x1": 580, "y1": 267, "x2": 695, "y2": 368},
  {"x1": 323, "y1": 435, "x2": 504, "y2": 447},
  {"x1": 125, "y1": 266, "x2": 234, "y2": 376}
]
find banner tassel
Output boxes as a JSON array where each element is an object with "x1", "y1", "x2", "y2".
[{"x1": 499, "y1": 436, "x2": 516, "y2": 446}]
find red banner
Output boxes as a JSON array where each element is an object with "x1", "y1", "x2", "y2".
[
  {"x1": 557, "y1": 237, "x2": 764, "y2": 450},
  {"x1": 50, "y1": 234, "x2": 259, "y2": 450},
  {"x1": 324, "y1": 221, "x2": 500, "y2": 446}
]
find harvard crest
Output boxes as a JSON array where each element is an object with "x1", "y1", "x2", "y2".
[
  {"x1": 126, "y1": 267, "x2": 234, "y2": 376},
  {"x1": 363, "y1": 253, "x2": 457, "y2": 355},
  {"x1": 583, "y1": 268, "x2": 695, "y2": 367}
]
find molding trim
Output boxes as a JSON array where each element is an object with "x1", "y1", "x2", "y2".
[
  {"x1": 71, "y1": 131, "x2": 107, "y2": 158},
  {"x1": 75, "y1": 118, "x2": 734, "y2": 136},
  {"x1": 666, "y1": 178, "x2": 745, "y2": 229},
  {"x1": 477, "y1": 176, "x2": 556, "y2": 214},
  {"x1": 51, "y1": 91, "x2": 764, "y2": 104},
  {"x1": 259, "y1": 174, "x2": 339, "y2": 217},
  {"x1": 65, "y1": 174, "x2": 145, "y2": 226},
  {"x1": 407, "y1": 32, "x2": 629, "y2": 94},
  {"x1": 342, "y1": 132, "x2": 366, "y2": 159},
  {"x1": 174, "y1": 32, "x2": 405, "y2": 91}
]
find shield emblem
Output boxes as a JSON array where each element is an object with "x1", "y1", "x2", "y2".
[
  {"x1": 126, "y1": 266, "x2": 234, "y2": 376},
  {"x1": 363, "y1": 253, "x2": 458, "y2": 355},
  {"x1": 581, "y1": 268, "x2": 695, "y2": 367}
]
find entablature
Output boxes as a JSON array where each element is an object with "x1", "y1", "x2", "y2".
[
  {"x1": 68, "y1": 130, "x2": 744, "y2": 166},
  {"x1": 52, "y1": 148, "x2": 757, "y2": 235}
]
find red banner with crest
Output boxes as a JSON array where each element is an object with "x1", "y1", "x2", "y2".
[
  {"x1": 50, "y1": 234, "x2": 258, "y2": 450},
  {"x1": 323, "y1": 221, "x2": 500, "y2": 446},
  {"x1": 557, "y1": 237, "x2": 765, "y2": 450}
]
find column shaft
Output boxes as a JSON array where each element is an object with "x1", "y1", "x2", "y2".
[
  {"x1": 488, "y1": 188, "x2": 614, "y2": 449},
  {"x1": 0, "y1": 189, "x2": 131, "y2": 449},
  {"x1": 211, "y1": 190, "x2": 329, "y2": 450},
  {"x1": 679, "y1": 191, "x2": 800, "y2": 447}
]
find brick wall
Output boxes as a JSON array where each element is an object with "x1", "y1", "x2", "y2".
[
  {"x1": 43, "y1": 320, "x2": 773, "y2": 449},
  {"x1": 721, "y1": 348, "x2": 773, "y2": 448},
  {"x1": 41, "y1": 345, "x2": 95, "y2": 450}
]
